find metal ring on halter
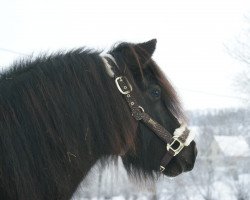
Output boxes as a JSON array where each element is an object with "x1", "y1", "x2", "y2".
[{"x1": 138, "y1": 106, "x2": 144, "y2": 113}]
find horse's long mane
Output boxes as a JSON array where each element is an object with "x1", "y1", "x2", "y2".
[{"x1": 0, "y1": 48, "x2": 137, "y2": 199}]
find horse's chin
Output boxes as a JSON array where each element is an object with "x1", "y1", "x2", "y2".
[
  {"x1": 163, "y1": 158, "x2": 196, "y2": 177},
  {"x1": 164, "y1": 170, "x2": 183, "y2": 177},
  {"x1": 163, "y1": 163, "x2": 184, "y2": 177},
  {"x1": 162, "y1": 159, "x2": 195, "y2": 177}
]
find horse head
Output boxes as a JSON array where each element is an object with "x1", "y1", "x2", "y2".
[{"x1": 106, "y1": 39, "x2": 197, "y2": 178}]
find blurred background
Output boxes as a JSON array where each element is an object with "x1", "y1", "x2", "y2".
[{"x1": 1, "y1": 0, "x2": 249, "y2": 199}]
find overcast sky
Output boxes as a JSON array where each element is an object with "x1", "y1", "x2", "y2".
[{"x1": 0, "y1": 0, "x2": 249, "y2": 110}]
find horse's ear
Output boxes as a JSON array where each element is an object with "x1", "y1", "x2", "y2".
[
  {"x1": 113, "y1": 39, "x2": 157, "y2": 67},
  {"x1": 134, "y1": 39, "x2": 157, "y2": 64}
]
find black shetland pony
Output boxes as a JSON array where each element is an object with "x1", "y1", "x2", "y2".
[{"x1": 0, "y1": 39, "x2": 197, "y2": 200}]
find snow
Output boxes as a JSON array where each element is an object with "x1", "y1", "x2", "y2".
[
  {"x1": 238, "y1": 174, "x2": 250, "y2": 185},
  {"x1": 111, "y1": 196, "x2": 126, "y2": 200},
  {"x1": 214, "y1": 135, "x2": 250, "y2": 157},
  {"x1": 212, "y1": 181, "x2": 237, "y2": 200}
]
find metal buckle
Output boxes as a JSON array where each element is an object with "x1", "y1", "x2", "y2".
[
  {"x1": 115, "y1": 76, "x2": 133, "y2": 95},
  {"x1": 166, "y1": 136, "x2": 185, "y2": 156},
  {"x1": 160, "y1": 166, "x2": 165, "y2": 172}
]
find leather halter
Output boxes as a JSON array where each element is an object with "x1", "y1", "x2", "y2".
[{"x1": 101, "y1": 54, "x2": 194, "y2": 172}]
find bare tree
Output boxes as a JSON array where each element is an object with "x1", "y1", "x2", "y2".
[
  {"x1": 234, "y1": 182, "x2": 249, "y2": 200},
  {"x1": 226, "y1": 14, "x2": 250, "y2": 101}
]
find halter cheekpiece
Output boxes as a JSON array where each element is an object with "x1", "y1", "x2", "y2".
[{"x1": 101, "y1": 54, "x2": 195, "y2": 172}]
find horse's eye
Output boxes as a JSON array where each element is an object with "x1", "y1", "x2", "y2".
[{"x1": 150, "y1": 88, "x2": 161, "y2": 98}]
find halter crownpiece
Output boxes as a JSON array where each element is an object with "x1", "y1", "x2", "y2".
[{"x1": 101, "y1": 54, "x2": 195, "y2": 172}]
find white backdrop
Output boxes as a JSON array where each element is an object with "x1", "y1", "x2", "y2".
[{"x1": 1, "y1": 0, "x2": 249, "y2": 109}]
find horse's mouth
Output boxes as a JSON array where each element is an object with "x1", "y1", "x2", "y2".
[
  {"x1": 163, "y1": 144, "x2": 197, "y2": 177},
  {"x1": 163, "y1": 161, "x2": 195, "y2": 177},
  {"x1": 163, "y1": 163, "x2": 183, "y2": 177}
]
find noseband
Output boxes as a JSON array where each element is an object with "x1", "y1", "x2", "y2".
[{"x1": 101, "y1": 54, "x2": 195, "y2": 172}]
